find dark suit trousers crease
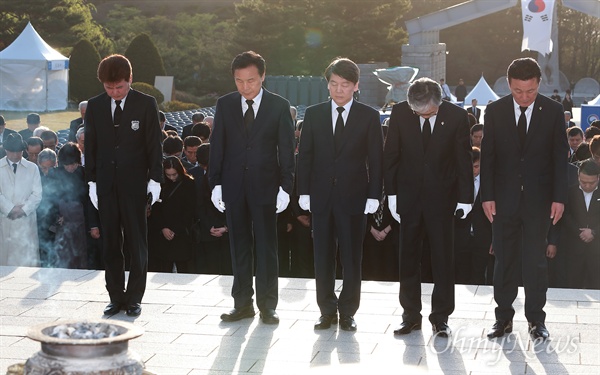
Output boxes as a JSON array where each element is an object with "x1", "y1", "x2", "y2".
[
  {"x1": 492, "y1": 197, "x2": 550, "y2": 323},
  {"x1": 98, "y1": 184, "x2": 148, "y2": 305},
  {"x1": 400, "y1": 210, "x2": 455, "y2": 324},
  {"x1": 312, "y1": 203, "x2": 366, "y2": 316},
  {"x1": 225, "y1": 184, "x2": 278, "y2": 310}
]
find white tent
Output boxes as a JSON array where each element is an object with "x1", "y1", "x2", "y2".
[
  {"x1": 0, "y1": 22, "x2": 69, "y2": 111},
  {"x1": 465, "y1": 76, "x2": 500, "y2": 105},
  {"x1": 588, "y1": 94, "x2": 600, "y2": 106}
]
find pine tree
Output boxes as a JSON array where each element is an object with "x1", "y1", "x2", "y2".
[
  {"x1": 124, "y1": 33, "x2": 166, "y2": 86},
  {"x1": 69, "y1": 39, "x2": 103, "y2": 102}
]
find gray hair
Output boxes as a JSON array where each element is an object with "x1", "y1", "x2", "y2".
[
  {"x1": 407, "y1": 78, "x2": 443, "y2": 113},
  {"x1": 76, "y1": 126, "x2": 85, "y2": 141},
  {"x1": 32, "y1": 126, "x2": 51, "y2": 138},
  {"x1": 37, "y1": 148, "x2": 57, "y2": 165},
  {"x1": 79, "y1": 101, "x2": 88, "y2": 111}
]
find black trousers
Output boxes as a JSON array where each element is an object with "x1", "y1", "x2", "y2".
[
  {"x1": 98, "y1": 185, "x2": 148, "y2": 305},
  {"x1": 492, "y1": 201, "x2": 551, "y2": 323},
  {"x1": 399, "y1": 208, "x2": 455, "y2": 325},
  {"x1": 312, "y1": 203, "x2": 366, "y2": 317},
  {"x1": 225, "y1": 190, "x2": 278, "y2": 311}
]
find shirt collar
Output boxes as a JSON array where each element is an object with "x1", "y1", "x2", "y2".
[
  {"x1": 331, "y1": 98, "x2": 353, "y2": 114},
  {"x1": 242, "y1": 88, "x2": 263, "y2": 108}
]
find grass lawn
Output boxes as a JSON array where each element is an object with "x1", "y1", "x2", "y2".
[{"x1": 2, "y1": 110, "x2": 80, "y2": 133}]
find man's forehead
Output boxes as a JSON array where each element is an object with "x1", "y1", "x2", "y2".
[{"x1": 104, "y1": 80, "x2": 129, "y2": 87}]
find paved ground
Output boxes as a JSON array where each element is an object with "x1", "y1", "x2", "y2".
[{"x1": 1, "y1": 266, "x2": 598, "y2": 374}]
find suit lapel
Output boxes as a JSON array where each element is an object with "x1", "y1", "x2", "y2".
[
  {"x1": 231, "y1": 92, "x2": 245, "y2": 134},
  {"x1": 251, "y1": 89, "x2": 269, "y2": 137},
  {"x1": 524, "y1": 96, "x2": 543, "y2": 150}
]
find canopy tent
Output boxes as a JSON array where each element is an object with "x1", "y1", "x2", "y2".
[
  {"x1": 587, "y1": 93, "x2": 600, "y2": 106},
  {"x1": 0, "y1": 22, "x2": 69, "y2": 111},
  {"x1": 465, "y1": 76, "x2": 500, "y2": 105}
]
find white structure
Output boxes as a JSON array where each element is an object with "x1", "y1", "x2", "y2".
[
  {"x1": 0, "y1": 22, "x2": 69, "y2": 111},
  {"x1": 402, "y1": 0, "x2": 600, "y2": 94},
  {"x1": 373, "y1": 66, "x2": 419, "y2": 107},
  {"x1": 465, "y1": 76, "x2": 500, "y2": 105}
]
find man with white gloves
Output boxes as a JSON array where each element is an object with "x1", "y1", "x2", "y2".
[
  {"x1": 297, "y1": 58, "x2": 383, "y2": 332},
  {"x1": 85, "y1": 54, "x2": 163, "y2": 317},
  {"x1": 384, "y1": 77, "x2": 473, "y2": 337},
  {"x1": 208, "y1": 51, "x2": 295, "y2": 325}
]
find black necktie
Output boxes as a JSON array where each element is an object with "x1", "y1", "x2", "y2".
[
  {"x1": 422, "y1": 118, "x2": 431, "y2": 150},
  {"x1": 244, "y1": 99, "x2": 255, "y2": 130},
  {"x1": 334, "y1": 107, "x2": 344, "y2": 152},
  {"x1": 12, "y1": 163, "x2": 17, "y2": 174},
  {"x1": 114, "y1": 100, "x2": 122, "y2": 128},
  {"x1": 518, "y1": 106, "x2": 527, "y2": 149}
]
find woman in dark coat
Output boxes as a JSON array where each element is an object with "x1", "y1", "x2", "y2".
[
  {"x1": 149, "y1": 156, "x2": 196, "y2": 273},
  {"x1": 49, "y1": 143, "x2": 88, "y2": 269}
]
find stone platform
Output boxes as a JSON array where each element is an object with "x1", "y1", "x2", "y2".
[{"x1": 1, "y1": 266, "x2": 598, "y2": 374}]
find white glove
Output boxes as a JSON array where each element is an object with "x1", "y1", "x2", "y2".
[
  {"x1": 387, "y1": 195, "x2": 401, "y2": 223},
  {"x1": 88, "y1": 181, "x2": 98, "y2": 210},
  {"x1": 211, "y1": 185, "x2": 225, "y2": 212},
  {"x1": 364, "y1": 198, "x2": 379, "y2": 214},
  {"x1": 147, "y1": 179, "x2": 161, "y2": 206},
  {"x1": 299, "y1": 195, "x2": 310, "y2": 212},
  {"x1": 276, "y1": 186, "x2": 290, "y2": 214},
  {"x1": 455, "y1": 202, "x2": 472, "y2": 219}
]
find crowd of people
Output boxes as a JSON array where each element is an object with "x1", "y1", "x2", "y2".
[{"x1": 0, "y1": 54, "x2": 598, "y2": 333}]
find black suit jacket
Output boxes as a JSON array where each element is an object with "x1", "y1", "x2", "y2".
[
  {"x1": 68, "y1": 117, "x2": 84, "y2": 142},
  {"x1": 480, "y1": 94, "x2": 568, "y2": 217},
  {"x1": 208, "y1": 89, "x2": 295, "y2": 204},
  {"x1": 297, "y1": 100, "x2": 383, "y2": 215},
  {"x1": 467, "y1": 106, "x2": 480, "y2": 122},
  {"x1": 84, "y1": 89, "x2": 164, "y2": 196},
  {"x1": 562, "y1": 186, "x2": 600, "y2": 251},
  {"x1": 384, "y1": 100, "x2": 474, "y2": 216}
]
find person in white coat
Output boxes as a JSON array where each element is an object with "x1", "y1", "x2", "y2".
[{"x1": 0, "y1": 133, "x2": 42, "y2": 266}]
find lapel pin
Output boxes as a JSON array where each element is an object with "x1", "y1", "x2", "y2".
[
  {"x1": 441, "y1": 121, "x2": 444, "y2": 126},
  {"x1": 539, "y1": 106, "x2": 542, "y2": 110}
]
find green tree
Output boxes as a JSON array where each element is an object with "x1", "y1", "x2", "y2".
[
  {"x1": 0, "y1": 0, "x2": 112, "y2": 55},
  {"x1": 69, "y1": 39, "x2": 104, "y2": 102},
  {"x1": 232, "y1": 0, "x2": 410, "y2": 76},
  {"x1": 102, "y1": 6, "x2": 235, "y2": 96},
  {"x1": 124, "y1": 33, "x2": 166, "y2": 86}
]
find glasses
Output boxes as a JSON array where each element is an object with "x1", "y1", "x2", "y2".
[{"x1": 412, "y1": 108, "x2": 438, "y2": 119}]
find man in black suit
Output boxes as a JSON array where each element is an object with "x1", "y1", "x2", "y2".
[
  {"x1": 209, "y1": 51, "x2": 295, "y2": 324},
  {"x1": 562, "y1": 160, "x2": 600, "y2": 289},
  {"x1": 159, "y1": 110, "x2": 178, "y2": 133},
  {"x1": 453, "y1": 147, "x2": 493, "y2": 285},
  {"x1": 84, "y1": 54, "x2": 163, "y2": 317},
  {"x1": 467, "y1": 99, "x2": 480, "y2": 122},
  {"x1": 384, "y1": 77, "x2": 473, "y2": 337},
  {"x1": 68, "y1": 101, "x2": 87, "y2": 142},
  {"x1": 18, "y1": 113, "x2": 41, "y2": 141},
  {"x1": 0, "y1": 115, "x2": 17, "y2": 147},
  {"x1": 181, "y1": 112, "x2": 205, "y2": 140},
  {"x1": 297, "y1": 58, "x2": 383, "y2": 332},
  {"x1": 481, "y1": 58, "x2": 568, "y2": 341}
]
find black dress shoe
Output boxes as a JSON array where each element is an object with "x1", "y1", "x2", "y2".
[
  {"x1": 339, "y1": 315, "x2": 357, "y2": 332},
  {"x1": 529, "y1": 321, "x2": 549, "y2": 340},
  {"x1": 103, "y1": 303, "x2": 121, "y2": 315},
  {"x1": 393, "y1": 321, "x2": 422, "y2": 335},
  {"x1": 432, "y1": 322, "x2": 451, "y2": 337},
  {"x1": 314, "y1": 314, "x2": 338, "y2": 330},
  {"x1": 126, "y1": 303, "x2": 142, "y2": 317},
  {"x1": 487, "y1": 320, "x2": 513, "y2": 338},
  {"x1": 259, "y1": 309, "x2": 279, "y2": 324},
  {"x1": 220, "y1": 306, "x2": 256, "y2": 322}
]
